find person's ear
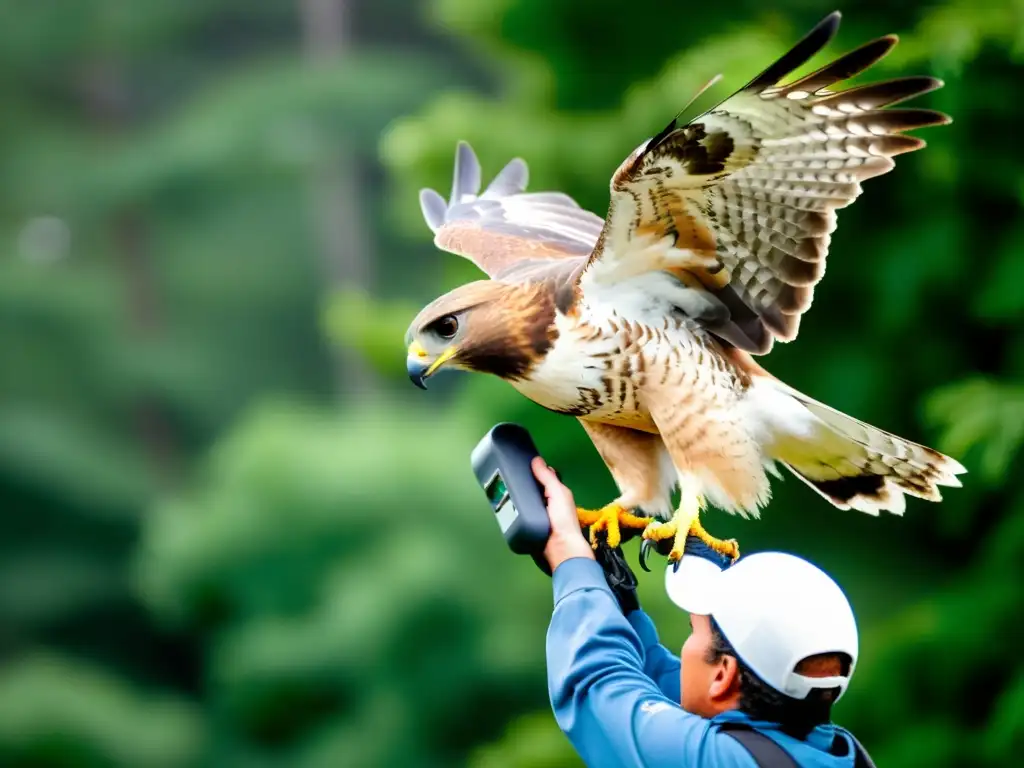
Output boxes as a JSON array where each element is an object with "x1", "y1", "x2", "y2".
[{"x1": 709, "y1": 655, "x2": 741, "y2": 701}]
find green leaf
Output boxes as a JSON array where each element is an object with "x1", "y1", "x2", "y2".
[
  {"x1": 322, "y1": 287, "x2": 423, "y2": 380},
  {"x1": 983, "y1": 669, "x2": 1024, "y2": 763},
  {"x1": 925, "y1": 378, "x2": 1024, "y2": 482},
  {"x1": 974, "y1": 224, "x2": 1024, "y2": 322},
  {"x1": 0, "y1": 652, "x2": 203, "y2": 768}
]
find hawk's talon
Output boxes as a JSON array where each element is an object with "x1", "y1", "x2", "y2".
[
  {"x1": 577, "y1": 504, "x2": 649, "y2": 549},
  {"x1": 641, "y1": 518, "x2": 688, "y2": 563},
  {"x1": 641, "y1": 512, "x2": 740, "y2": 564},
  {"x1": 639, "y1": 535, "x2": 675, "y2": 571},
  {"x1": 639, "y1": 538, "x2": 653, "y2": 572}
]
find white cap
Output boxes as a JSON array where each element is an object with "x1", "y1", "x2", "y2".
[{"x1": 665, "y1": 551, "x2": 858, "y2": 701}]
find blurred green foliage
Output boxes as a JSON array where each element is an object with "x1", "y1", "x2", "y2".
[{"x1": 2, "y1": 0, "x2": 1024, "y2": 766}]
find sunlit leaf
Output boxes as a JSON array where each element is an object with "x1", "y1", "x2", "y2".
[{"x1": 925, "y1": 378, "x2": 1024, "y2": 482}]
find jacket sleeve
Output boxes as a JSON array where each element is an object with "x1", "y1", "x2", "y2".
[
  {"x1": 627, "y1": 609, "x2": 681, "y2": 704},
  {"x1": 546, "y1": 558, "x2": 753, "y2": 768}
]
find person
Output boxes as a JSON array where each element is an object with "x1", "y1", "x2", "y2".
[{"x1": 531, "y1": 457, "x2": 877, "y2": 768}]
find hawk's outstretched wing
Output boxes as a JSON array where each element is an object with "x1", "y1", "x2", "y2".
[
  {"x1": 577, "y1": 11, "x2": 949, "y2": 353},
  {"x1": 419, "y1": 142, "x2": 602, "y2": 278}
]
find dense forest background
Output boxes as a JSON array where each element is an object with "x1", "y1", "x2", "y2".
[{"x1": 1, "y1": 1, "x2": 1023, "y2": 766}]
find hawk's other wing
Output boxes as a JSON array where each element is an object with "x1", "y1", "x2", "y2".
[
  {"x1": 577, "y1": 11, "x2": 949, "y2": 354},
  {"x1": 419, "y1": 142, "x2": 604, "y2": 279}
]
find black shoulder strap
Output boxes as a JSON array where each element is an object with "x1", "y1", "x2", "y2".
[
  {"x1": 719, "y1": 723, "x2": 800, "y2": 767},
  {"x1": 849, "y1": 733, "x2": 878, "y2": 768},
  {"x1": 720, "y1": 722, "x2": 878, "y2": 767}
]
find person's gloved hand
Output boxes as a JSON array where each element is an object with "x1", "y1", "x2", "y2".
[
  {"x1": 596, "y1": 532, "x2": 739, "y2": 614},
  {"x1": 593, "y1": 541, "x2": 641, "y2": 614},
  {"x1": 592, "y1": 533, "x2": 734, "y2": 615}
]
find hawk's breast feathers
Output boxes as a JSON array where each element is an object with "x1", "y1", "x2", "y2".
[{"x1": 509, "y1": 272, "x2": 747, "y2": 434}]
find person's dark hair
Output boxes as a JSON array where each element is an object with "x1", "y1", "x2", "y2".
[{"x1": 706, "y1": 618, "x2": 851, "y2": 740}]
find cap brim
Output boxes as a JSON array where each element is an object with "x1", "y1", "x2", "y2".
[{"x1": 664, "y1": 553, "x2": 724, "y2": 616}]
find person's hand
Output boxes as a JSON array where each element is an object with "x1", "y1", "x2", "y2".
[{"x1": 531, "y1": 457, "x2": 595, "y2": 571}]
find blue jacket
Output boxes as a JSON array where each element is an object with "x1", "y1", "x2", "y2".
[{"x1": 546, "y1": 557, "x2": 859, "y2": 768}]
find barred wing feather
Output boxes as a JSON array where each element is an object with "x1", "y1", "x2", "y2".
[{"x1": 579, "y1": 11, "x2": 949, "y2": 354}]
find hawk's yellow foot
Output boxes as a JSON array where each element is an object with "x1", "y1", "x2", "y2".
[
  {"x1": 641, "y1": 493, "x2": 739, "y2": 563},
  {"x1": 576, "y1": 504, "x2": 650, "y2": 549},
  {"x1": 690, "y1": 516, "x2": 740, "y2": 560}
]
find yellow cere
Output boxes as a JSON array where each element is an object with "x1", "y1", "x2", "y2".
[{"x1": 425, "y1": 346, "x2": 457, "y2": 377}]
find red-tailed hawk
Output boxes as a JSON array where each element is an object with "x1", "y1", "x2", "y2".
[{"x1": 404, "y1": 12, "x2": 965, "y2": 563}]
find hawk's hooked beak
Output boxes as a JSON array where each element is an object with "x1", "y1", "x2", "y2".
[{"x1": 407, "y1": 342, "x2": 456, "y2": 390}]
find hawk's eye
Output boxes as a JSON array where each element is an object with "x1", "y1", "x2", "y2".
[{"x1": 433, "y1": 315, "x2": 459, "y2": 339}]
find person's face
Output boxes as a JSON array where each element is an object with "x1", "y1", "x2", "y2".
[{"x1": 679, "y1": 613, "x2": 741, "y2": 718}]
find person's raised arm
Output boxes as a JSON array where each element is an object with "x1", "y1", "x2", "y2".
[
  {"x1": 627, "y1": 607, "x2": 682, "y2": 704},
  {"x1": 593, "y1": 535, "x2": 682, "y2": 703},
  {"x1": 533, "y1": 459, "x2": 749, "y2": 768}
]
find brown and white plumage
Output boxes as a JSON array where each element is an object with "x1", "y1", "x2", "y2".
[{"x1": 405, "y1": 12, "x2": 965, "y2": 560}]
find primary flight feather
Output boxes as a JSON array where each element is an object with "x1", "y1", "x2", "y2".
[{"x1": 405, "y1": 12, "x2": 965, "y2": 561}]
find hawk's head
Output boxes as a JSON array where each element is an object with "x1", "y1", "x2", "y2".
[{"x1": 405, "y1": 279, "x2": 557, "y2": 389}]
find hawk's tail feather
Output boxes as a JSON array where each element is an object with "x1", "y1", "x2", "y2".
[{"x1": 751, "y1": 377, "x2": 965, "y2": 516}]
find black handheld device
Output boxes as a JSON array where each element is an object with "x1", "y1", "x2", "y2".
[{"x1": 470, "y1": 423, "x2": 552, "y2": 574}]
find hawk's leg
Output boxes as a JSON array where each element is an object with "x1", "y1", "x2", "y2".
[
  {"x1": 641, "y1": 489, "x2": 740, "y2": 563},
  {"x1": 577, "y1": 504, "x2": 651, "y2": 549},
  {"x1": 574, "y1": 419, "x2": 673, "y2": 550}
]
